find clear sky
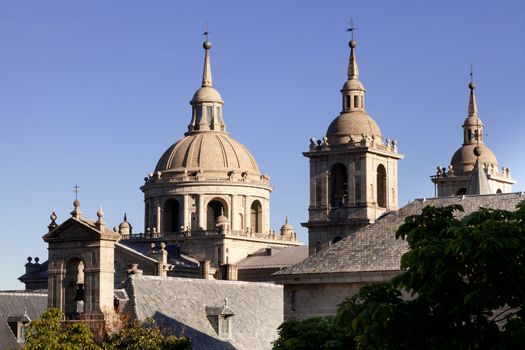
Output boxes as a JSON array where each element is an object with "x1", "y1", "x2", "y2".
[{"x1": 1, "y1": 0, "x2": 524, "y2": 289}]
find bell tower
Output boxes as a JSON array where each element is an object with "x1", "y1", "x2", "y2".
[
  {"x1": 44, "y1": 200, "x2": 120, "y2": 321},
  {"x1": 303, "y1": 31, "x2": 403, "y2": 255}
]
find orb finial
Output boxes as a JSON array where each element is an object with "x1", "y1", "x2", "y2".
[
  {"x1": 473, "y1": 146, "x2": 482, "y2": 157},
  {"x1": 469, "y1": 64, "x2": 476, "y2": 90},
  {"x1": 203, "y1": 22, "x2": 211, "y2": 49}
]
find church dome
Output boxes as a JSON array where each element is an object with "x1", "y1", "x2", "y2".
[
  {"x1": 326, "y1": 111, "x2": 382, "y2": 144},
  {"x1": 451, "y1": 143, "x2": 498, "y2": 174},
  {"x1": 325, "y1": 39, "x2": 383, "y2": 145},
  {"x1": 191, "y1": 86, "x2": 223, "y2": 104},
  {"x1": 155, "y1": 132, "x2": 259, "y2": 174}
]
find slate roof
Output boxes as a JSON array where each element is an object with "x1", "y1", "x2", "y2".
[
  {"x1": 237, "y1": 246, "x2": 308, "y2": 269},
  {"x1": 119, "y1": 241, "x2": 200, "y2": 269},
  {"x1": 0, "y1": 291, "x2": 47, "y2": 349},
  {"x1": 123, "y1": 275, "x2": 283, "y2": 350},
  {"x1": 275, "y1": 193, "x2": 525, "y2": 277}
]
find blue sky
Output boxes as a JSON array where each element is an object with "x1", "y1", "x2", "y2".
[{"x1": 0, "y1": 0, "x2": 524, "y2": 289}]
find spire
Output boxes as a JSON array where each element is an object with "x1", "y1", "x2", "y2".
[
  {"x1": 346, "y1": 19, "x2": 359, "y2": 79},
  {"x1": 468, "y1": 65, "x2": 478, "y2": 116},
  {"x1": 462, "y1": 71, "x2": 484, "y2": 145},
  {"x1": 202, "y1": 40, "x2": 213, "y2": 87},
  {"x1": 340, "y1": 20, "x2": 366, "y2": 113}
]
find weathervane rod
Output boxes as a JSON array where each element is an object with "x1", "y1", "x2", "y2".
[
  {"x1": 203, "y1": 22, "x2": 209, "y2": 41},
  {"x1": 347, "y1": 18, "x2": 358, "y2": 40},
  {"x1": 73, "y1": 183, "x2": 79, "y2": 201}
]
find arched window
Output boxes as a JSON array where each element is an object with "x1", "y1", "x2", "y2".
[
  {"x1": 250, "y1": 200, "x2": 263, "y2": 233},
  {"x1": 163, "y1": 199, "x2": 180, "y2": 233},
  {"x1": 329, "y1": 163, "x2": 348, "y2": 208},
  {"x1": 377, "y1": 164, "x2": 387, "y2": 208},
  {"x1": 64, "y1": 258, "x2": 84, "y2": 319},
  {"x1": 456, "y1": 188, "x2": 467, "y2": 195},
  {"x1": 496, "y1": 189, "x2": 502, "y2": 194},
  {"x1": 332, "y1": 236, "x2": 343, "y2": 244},
  {"x1": 207, "y1": 199, "x2": 227, "y2": 230}
]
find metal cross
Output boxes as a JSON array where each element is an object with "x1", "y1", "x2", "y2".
[
  {"x1": 73, "y1": 184, "x2": 79, "y2": 200},
  {"x1": 203, "y1": 22, "x2": 209, "y2": 41},
  {"x1": 347, "y1": 18, "x2": 358, "y2": 40},
  {"x1": 470, "y1": 64, "x2": 474, "y2": 83}
]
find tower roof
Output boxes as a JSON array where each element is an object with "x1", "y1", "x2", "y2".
[
  {"x1": 450, "y1": 80, "x2": 498, "y2": 174},
  {"x1": 326, "y1": 37, "x2": 382, "y2": 145},
  {"x1": 153, "y1": 38, "x2": 263, "y2": 178}
]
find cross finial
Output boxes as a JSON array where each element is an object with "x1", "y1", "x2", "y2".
[
  {"x1": 73, "y1": 184, "x2": 80, "y2": 201},
  {"x1": 470, "y1": 64, "x2": 474, "y2": 84},
  {"x1": 203, "y1": 22, "x2": 209, "y2": 42},
  {"x1": 347, "y1": 18, "x2": 358, "y2": 40}
]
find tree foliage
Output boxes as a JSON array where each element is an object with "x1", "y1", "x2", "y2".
[
  {"x1": 274, "y1": 203, "x2": 525, "y2": 350},
  {"x1": 23, "y1": 309, "x2": 191, "y2": 350},
  {"x1": 24, "y1": 308, "x2": 99, "y2": 350}
]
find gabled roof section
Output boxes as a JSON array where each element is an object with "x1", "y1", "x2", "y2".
[
  {"x1": 275, "y1": 193, "x2": 525, "y2": 278},
  {"x1": 43, "y1": 217, "x2": 120, "y2": 242},
  {"x1": 237, "y1": 246, "x2": 308, "y2": 270},
  {"x1": 123, "y1": 275, "x2": 283, "y2": 350}
]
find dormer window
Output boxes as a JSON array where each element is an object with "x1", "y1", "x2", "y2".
[
  {"x1": 206, "y1": 299, "x2": 235, "y2": 339},
  {"x1": 7, "y1": 314, "x2": 30, "y2": 342}
]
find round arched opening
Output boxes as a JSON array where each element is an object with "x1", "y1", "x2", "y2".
[
  {"x1": 456, "y1": 188, "x2": 467, "y2": 196},
  {"x1": 207, "y1": 198, "x2": 228, "y2": 230},
  {"x1": 64, "y1": 257, "x2": 84, "y2": 319},
  {"x1": 163, "y1": 199, "x2": 181, "y2": 233},
  {"x1": 329, "y1": 163, "x2": 348, "y2": 207},
  {"x1": 377, "y1": 164, "x2": 387, "y2": 208},
  {"x1": 250, "y1": 200, "x2": 263, "y2": 233},
  {"x1": 496, "y1": 189, "x2": 502, "y2": 194}
]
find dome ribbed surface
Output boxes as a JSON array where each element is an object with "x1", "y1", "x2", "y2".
[
  {"x1": 155, "y1": 133, "x2": 259, "y2": 173},
  {"x1": 450, "y1": 144, "x2": 498, "y2": 174},
  {"x1": 326, "y1": 111, "x2": 382, "y2": 145}
]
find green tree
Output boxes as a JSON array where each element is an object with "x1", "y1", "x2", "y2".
[
  {"x1": 24, "y1": 308, "x2": 100, "y2": 350},
  {"x1": 24, "y1": 309, "x2": 191, "y2": 350},
  {"x1": 273, "y1": 316, "x2": 349, "y2": 350},
  {"x1": 101, "y1": 318, "x2": 191, "y2": 350},
  {"x1": 274, "y1": 203, "x2": 525, "y2": 350}
]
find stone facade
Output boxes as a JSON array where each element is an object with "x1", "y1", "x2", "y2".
[
  {"x1": 275, "y1": 192, "x2": 525, "y2": 320},
  {"x1": 135, "y1": 39, "x2": 301, "y2": 265},
  {"x1": 303, "y1": 39, "x2": 402, "y2": 255},
  {"x1": 43, "y1": 205, "x2": 120, "y2": 321}
]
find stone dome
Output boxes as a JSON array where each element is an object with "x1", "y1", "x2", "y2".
[
  {"x1": 155, "y1": 132, "x2": 260, "y2": 174},
  {"x1": 326, "y1": 111, "x2": 382, "y2": 145},
  {"x1": 450, "y1": 143, "x2": 498, "y2": 174},
  {"x1": 280, "y1": 218, "x2": 295, "y2": 238},
  {"x1": 341, "y1": 79, "x2": 365, "y2": 92},
  {"x1": 191, "y1": 86, "x2": 223, "y2": 104}
]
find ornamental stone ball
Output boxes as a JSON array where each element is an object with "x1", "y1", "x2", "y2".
[
  {"x1": 349, "y1": 40, "x2": 357, "y2": 48},
  {"x1": 203, "y1": 41, "x2": 212, "y2": 49},
  {"x1": 474, "y1": 146, "x2": 482, "y2": 157},
  {"x1": 469, "y1": 82, "x2": 476, "y2": 90}
]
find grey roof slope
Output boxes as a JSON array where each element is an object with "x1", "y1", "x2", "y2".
[
  {"x1": 237, "y1": 246, "x2": 308, "y2": 269},
  {"x1": 275, "y1": 193, "x2": 525, "y2": 276},
  {"x1": 123, "y1": 275, "x2": 283, "y2": 350},
  {"x1": 0, "y1": 291, "x2": 47, "y2": 349}
]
